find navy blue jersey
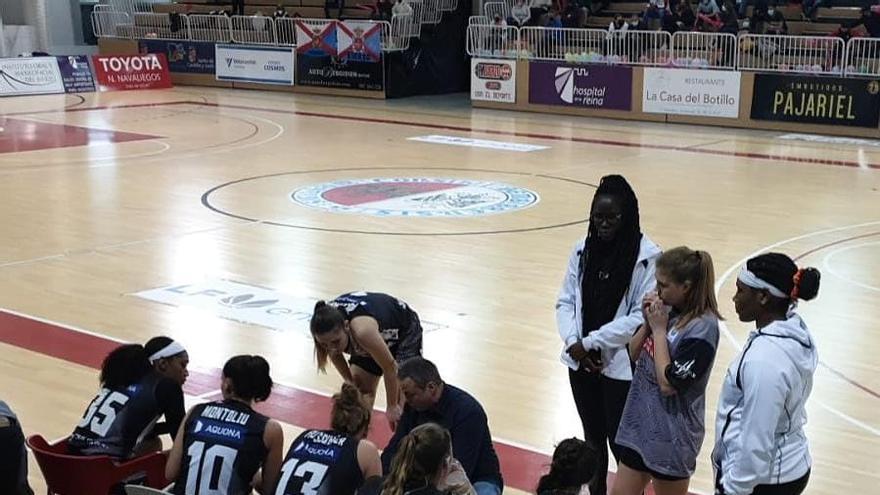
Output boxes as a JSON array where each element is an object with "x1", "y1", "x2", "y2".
[
  {"x1": 331, "y1": 292, "x2": 421, "y2": 361},
  {"x1": 276, "y1": 430, "x2": 363, "y2": 495},
  {"x1": 172, "y1": 400, "x2": 269, "y2": 495},
  {"x1": 69, "y1": 372, "x2": 169, "y2": 459}
]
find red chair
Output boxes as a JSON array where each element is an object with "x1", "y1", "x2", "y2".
[{"x1": 27, "y1": 435, "x2": 170, "y2": 495}]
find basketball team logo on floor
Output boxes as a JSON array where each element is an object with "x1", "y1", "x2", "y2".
[{"x1": 291, "y1": 178, "x2": 540, "y2": 217}]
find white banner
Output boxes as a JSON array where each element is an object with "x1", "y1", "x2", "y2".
[
  {"x1": 215, "y1": 44, "x2": 294, "y2": 85},
  {"x1": 643, "y1": 68, "x2": 741, "y2": 118},
  {"x1": 0, "y1": 57, "x2": 65, "y2": 96},
  {"x1": 471, "y1": 58, "x2": 516, "y2": 103},
  {"x1": 408, "y1": 135, "x2": 547, "y2": 152},
  {"x1": 133, "y1": 279, "x2": 446, "y2": 336}
]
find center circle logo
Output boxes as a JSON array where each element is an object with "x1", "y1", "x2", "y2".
[{"x1": 291, "y1": 177, "x2": 540, "y2": 217}]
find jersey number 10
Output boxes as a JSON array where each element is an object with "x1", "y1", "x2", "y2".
[{"x1": 184, "y1": 441, "x2": 238, "y2": 495}]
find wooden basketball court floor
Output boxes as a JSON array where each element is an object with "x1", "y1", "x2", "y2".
[{"x1": 0, "y1": 88, "x2": 878, "y2": 495}]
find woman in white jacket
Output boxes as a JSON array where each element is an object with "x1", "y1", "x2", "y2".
[
  {"x1": 713, "y1": 253, "x2": 821, "y2": 495},
  {"x1": 555, "y1": 175, "x2": 660, "y2": 495}
]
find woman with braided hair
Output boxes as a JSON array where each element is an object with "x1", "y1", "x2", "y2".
[
  {"x1": 713, "y1": 253, "x2": 820, "y2": 495},
  {"x1": 536, "y1": 438, "x2": 599, "y2": 494},
  {"x1": 555, "y1": 175, "x2": 661, "y2": 495}
]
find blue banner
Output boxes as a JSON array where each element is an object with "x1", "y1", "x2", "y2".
[
  {"x1": 56, "y1": 56, "x2": 96, "y2": 93},
  {"x1": 138, "y1": 39, "x2": 216, "y2": 74}
]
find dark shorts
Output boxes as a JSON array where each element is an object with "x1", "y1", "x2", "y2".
[
  {"x1": 349, "y1": 312, "x2": 423, "y2": 377},
  {"x1": 618, "y1": 445, "x2": 688, "y2": 482},
  {"x1": 715, "y1": 465, "x2": 810, "y2": 495}
]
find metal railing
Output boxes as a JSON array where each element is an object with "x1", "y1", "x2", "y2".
[
  {"x1": 129, "y1": 12, "x2": 188, "y2": 40},
  {"x1": 188, "y1": 14, "x2": 232, "y2": 42},
  {"x1": 422, "y1": 0, "x2": 443, "y2": 24},
  {"x1": 671, "y1": 31, "x2": 737, "y2": 70},
  {"x1": 92, "y1": 10, "x2": 132, "y2": 38},
  {"x1": 465, "y1": 21, "x2": 878, "y2": 76},
  {"x1": 738, "y1": 34, "x2": 845, "y2": 75},
  {"x1": 92, "y1": 11, "x2": 412, "y2": 53},
  {"x1": 387, "y1": 14, "x2": 413, "y2": 51},
  {"x1": 467, "y1": 25, "x2": 521, "y2": 59},
  {"x1": 483, "y1": 2, "x2": 508, "y2": 20},
  {"x1": 844, "y1": 37, "x2": 880, "y2": 77},
  {"x1": 230, "y1": 15, "x2": 277, "y2": 45}
]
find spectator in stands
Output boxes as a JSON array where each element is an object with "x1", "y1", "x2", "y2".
[
  {"x1": 862, "y1": 6, "x2": 880, "y2": 38},
  {"x1": 720, "y1": 0, "x2": 739, "y2": 33},
  {"x1": 696, "y1": 0, "x2": 722, "y2": 30},
  {"x1": 608, "y1": 13, "x2": 630, "y2": 34},
  {"x1": 562, "y1": 0, "x2": 588, "y2": 28},
  {"x1": 530, "y1": 0, "x2": 553, "y2": 26},
  {"x1": 232, "y1": 0, "x2": 245, "y2": 16},
  {"x1": 326, "y1": 0, "x2": 345, "y2": 19},
  {"x1": 380, "y1": 358, "x2": 503, "y2": 495},
  {"x1": 644, "y1": 0, "x2": 669, "y2": 27},
  {"x1": 375, "y1": 0, "x2": 394, "y2": 20},
  {"x1": 391, "y1": 0, "x2": 413, "y2": 17},
  {"x1": 273, "y1": 6, "x2": 289, "y2": 18},
  {"x1": 0, "y1": 400, "x2": 33, "y2": 495},
  {"x1": 801, "y1": 0, "x2": 825, "y2": 21},
  {"x1": 764, "y1": 3, "x2": 788, "y2": 34},
  {"x1": 536, "y1": 438, "x2": 598, "y2": 495},
  {"x1": 493, "y1": 13, "x2": 508, "y2": 27},
  {"x1": 510, "y1": 0, "x2": 533, "y2": 26},
  {"x1": 68, "y1": 344, "x2": 183, "y2": 459},
  {"x1": 547, "y1": 7, "x2": 564, "y2": 28},
  {"x1": 666, "y1": 1, "x2": 696, "y2": 32}
]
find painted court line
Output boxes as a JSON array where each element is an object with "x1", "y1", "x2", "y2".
[{"x1": 5, "y1": 99, "x2": 880, "y2": 170}]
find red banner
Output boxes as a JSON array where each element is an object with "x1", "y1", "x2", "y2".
[{"x1": 91, "y1": 53, "x2": 172, "y2": 91}]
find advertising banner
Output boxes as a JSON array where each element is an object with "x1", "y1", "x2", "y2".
[
  {"x1": 295, "y1": 19, "x2": 384, "y2": 91},
  {"x1": 56, "y1": 55, "x2": 96, "y2": 93},
  {"x1": 528, "y1": 61, "x2": 632, "y2": 110},
  {"x1": 471, "y1": 58, "x2": 516, "y2": 103},
  {"x1": 215, "y1": 44, "x2": 295, "y2": 85},
  {"x1": 139, "y1": 39, "x2": 216, "y2": 74},
  {"x1": 0, "y1": 57, "x2": 65, "y2": 96},
  {"x1": 643, "y1": 68, "x2": 740, "y2": 118},
  {"x1": 92, "y1": 53, "x2": 173, "y2": 91},
  {"x1": 751, "y1": 74, "x2": 880, "y2": 128}
]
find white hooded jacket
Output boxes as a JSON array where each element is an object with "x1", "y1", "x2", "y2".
[
  {"x1": 555, "y1": 235, "x2": 661, "y2": 380},
  {"x1": 712, "y1": 313, "x2": 818, "y2": 494}
]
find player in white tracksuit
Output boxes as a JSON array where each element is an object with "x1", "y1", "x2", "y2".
[{"x1": 713, "y1": 253, "x2": 821, "y2": 495}]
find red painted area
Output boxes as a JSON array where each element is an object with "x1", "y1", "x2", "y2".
[
  {"x1": 0, "y1": 118, "x2": 159, "y2": 154},
  {"x1": 321, "y1": 182, "x2": 461, "y2": 206}
]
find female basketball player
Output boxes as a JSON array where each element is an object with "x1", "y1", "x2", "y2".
[
  {"x1": 612, "y1": 247, "x2": 722, "y2": 495},
  {"x1": 713, "y1": 253, "x2": 820, "y2": 495},
  {"x1": 275, "y1": 383, "x2": 381, "y2": 494},
  {"x1": 167, "y1": 355, "x2": 284, "y2": 495},
  {"x1": 139, "y1": 336, "x2": 188, "y2": 448},
  {"x1": 311, "y1": 292, "x2": 423, "y2": 431},
  {"x1": 68, "y1": 344, "x2": 187, "y2": 459},
  {"x1": 555, "y1": 174, "x2": 660, "y2": 495}
]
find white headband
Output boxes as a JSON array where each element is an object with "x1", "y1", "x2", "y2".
[
  {"x1": 738, "y1": 267, "x2": 789, "y2": 299},
  {"x1": 149, "y1": 341, "x2": 187, "y2": 364}
]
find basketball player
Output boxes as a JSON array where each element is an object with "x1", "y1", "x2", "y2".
[
  {"x1": 612, "y1": 247, "x2": 721, "y2": 495},
  {"x1": 68, "y1": 344, "x2": 186, "y2": 459},
  {"x1": 167, "y1": 355, "x2": 284, "y2": 495},
  {"x1": 555, "y1": 175, "x2": 660, "y2": 495},
  {"x1": 311, "y1": 292, "x2": 423, "y2": 430},
  {"x1": 713, "y1": 253, "x2": 820, "y2": 495},
  {"x1": 275, "y1": 383, "x2": 381, "y2": 495},
  {"x1": 139, "y1": 336, "x2": 188, "y2": 449}
]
